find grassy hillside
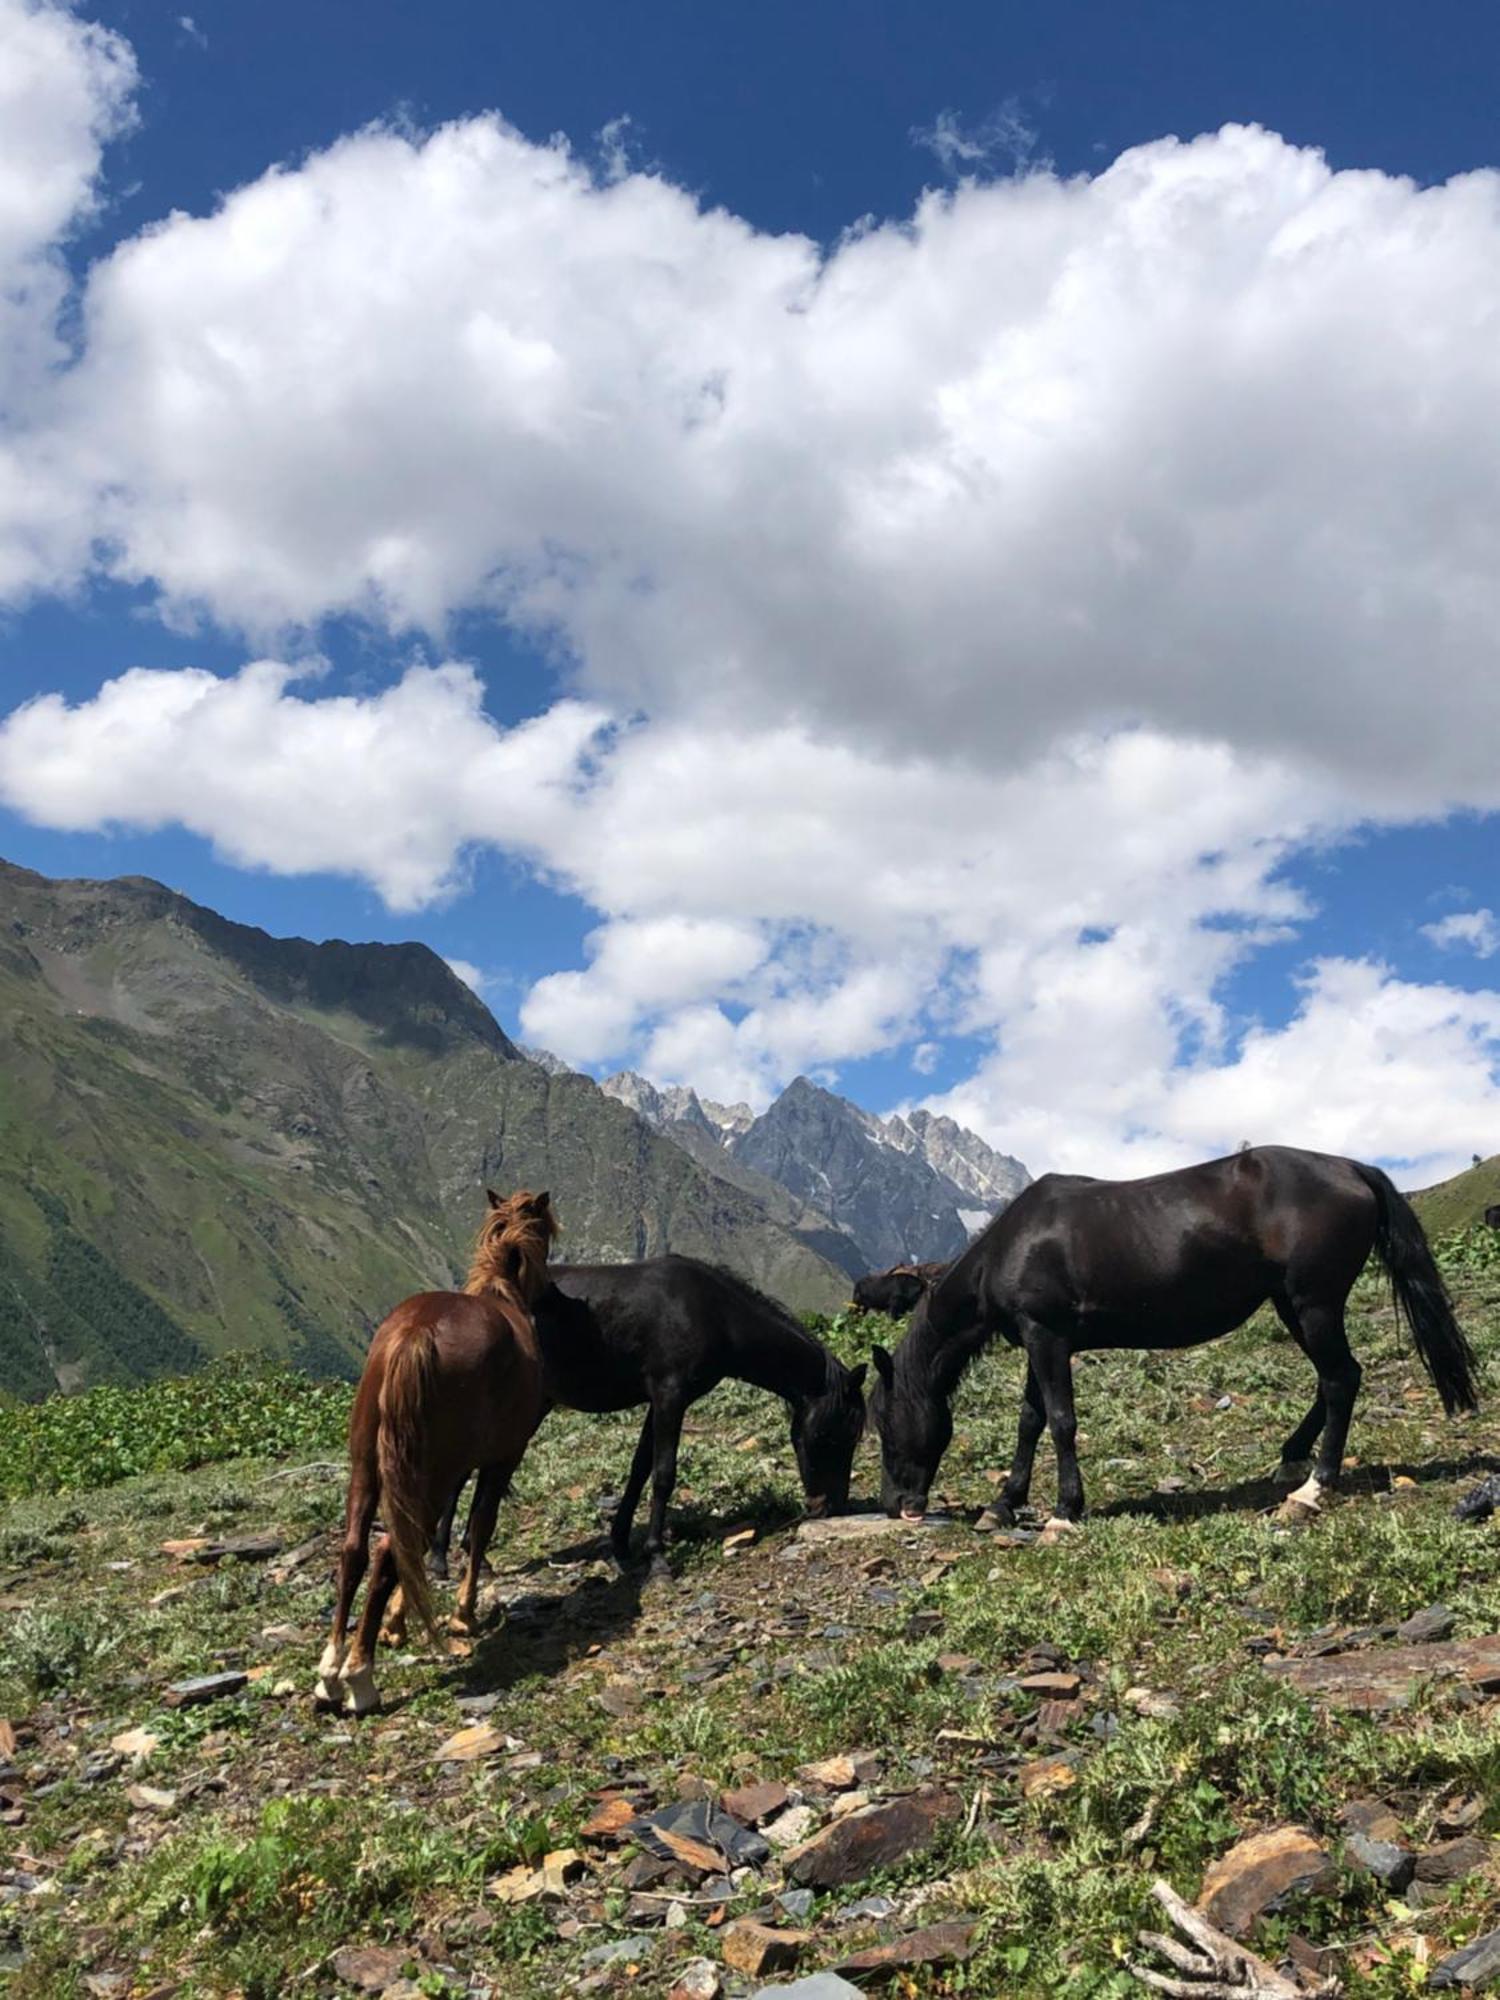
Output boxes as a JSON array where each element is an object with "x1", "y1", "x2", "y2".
[
  {"x1": 0, "y1": 861, "x2": 852, "y2": 1398},
  {"x1": 2, "y1": 1263, "x2": 1499, "y2": 1998},
  {"x1": 1412, "y1": 1155, "x2": 1500, "y2": 1239}
]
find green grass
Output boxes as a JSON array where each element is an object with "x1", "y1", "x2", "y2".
[
  {"x1": 0, "y1": 1355, "x2": 351, "y2": 1498},
  {"x1": 2, "y1": 1278, "x2": 1500, "y2": 1997}
]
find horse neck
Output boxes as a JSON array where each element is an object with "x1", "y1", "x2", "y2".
[
  {"x1": 732, "y1": 1309, "x2": 833, "y2": 1406},
  {"x1": 904, "y1": 1267, "x2": 987, "y2": 1396}
]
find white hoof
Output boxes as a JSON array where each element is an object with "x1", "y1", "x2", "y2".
[
  {"x1": 1285, "y1": 1472, "x2": 1325, "y2": 1511},
  {"x1": 314, "y1": 1642, "x2": 345, "y2": 1707},
  {"x1": 1042, "y1": 1514, "x2": 1079, "y2": 1532},
  {"x1": 342, "y1": 1665, "x2": 380, "y2": 1716}
]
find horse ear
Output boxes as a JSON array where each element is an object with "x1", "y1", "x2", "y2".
[
  {"x1": 485, "y1": 1187, "x2": 503, "y2": 1210},
  {"x1": 535, "y1": 1191, "x2": 551, "y2": 1209},
  {"x1": 871, "y1": 1345, "x2": 894, "y2": 1387},
  {"x1": 847, "y1": 1361, "x2": 867, "y2": 1391}
]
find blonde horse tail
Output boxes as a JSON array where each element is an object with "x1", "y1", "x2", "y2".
[{"x1": 376, "y1": 1323, "x2": 440, "y2": 1643}]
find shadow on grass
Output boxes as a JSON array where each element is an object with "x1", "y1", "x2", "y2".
[
  {"x1": 456, "y1": 1566, "x2": 647, "y2": 1697},
  {"x1": 1095, "y1": 1449, "x2": 1500, "y2": 1524}
]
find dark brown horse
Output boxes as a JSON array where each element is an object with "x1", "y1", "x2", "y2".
[
  {"x1": 314, "y1": 1188, "x2": 558, "y2": 1716},
  {"x1": 851, "y1": 1260, "x2": 948, "y2": 1316},
  {"x1": 870, "y1": 1146, "x2": 1478, "y2": 1528}
]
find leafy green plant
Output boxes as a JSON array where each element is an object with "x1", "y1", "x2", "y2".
[{"x1": 0, "y1": 1355, "x2": 352, "y2": 1498}]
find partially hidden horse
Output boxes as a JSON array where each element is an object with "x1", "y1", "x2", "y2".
[
  {"x1": 852, "y1": 1261, "x2": 949, "y2": 1317},
  {"x1": 869, "y1": 1145, "x2": 1478, "y2": 1528},
  {"x1": 432, "y1": 1255, "x2": 867, "y2": 1579},
  {"x1": 315, "y1": 1188, "x2": 559, "y2": 1716}
]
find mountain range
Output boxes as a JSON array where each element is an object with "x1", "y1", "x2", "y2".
[
  {"x1": 0, "y1": 860, "x2": 1027, "y2": 1399},
  {"x1": 600, "y1": 1070, "x2": 1029, "y2": 1271}
]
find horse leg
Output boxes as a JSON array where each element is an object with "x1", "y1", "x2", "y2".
[
  {"x1": 1279, "y1": 1300, "x2": 1361, "y2": 1517},
  {"x1": 643, "y1": 1390, "x2": 687, "y2": 1579},
  {"x1": 428, "y1": 1476, "x2": 467, "y2": 1581},
  {"x1": 341, "y1": 1534, "x2": 400, "y2": 1717},
  {"x1": 1270, "y1": 1293, "x2": 1326, "y2": 1482},
  {"x1": 610, "y1": 1410, "x2": 655, "y2": 1570},
  {"x1": 978, "y1": 1363, "x2": 1046, "y2": 1530},
  {"x1": 317, "y1": 1464, "x2": 376, "y2": 1706},
  {"x1": 451, "y1": 1464, "x2": 510, "y2": 1638},
  {"x1": 1023, "y1": 1323, "x2": 1085, "y2": 1525}
]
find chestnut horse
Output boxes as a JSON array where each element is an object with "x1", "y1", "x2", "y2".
[{"x1": 315, "y1": 1188, "x2": 558, "y2": 1716}]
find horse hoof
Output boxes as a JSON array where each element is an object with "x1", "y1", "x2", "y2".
[
  {"x1": 975, "y1": 1503, "x2": 1015, "y2": 1533},
  {"x1": 1278, "y1": 1473, "x2": 1327, "y2": 1518},
  {"x1": 342, "y1": 1666, "x2": 380, "y2": 1717},
  {"x1": 1273, "y1": 1459, "x2": 1311, "y2": 1488},
  {"x1": 1038, "y1": 1516, "x2": 1080, "y2": 1544},
  {"x1": 446, "y1": 1610, "x2": 477, "y2": 1637},
  {"x1": 313, "y1": 1643, "x2": 345, "y2": 1707},
  {"x1": 645, "y1": 1554, "x2": 673, "y2": 1584}
]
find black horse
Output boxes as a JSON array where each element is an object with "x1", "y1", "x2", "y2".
[
  {"x1": 852, "y1": 1261, "x2": 948, "y2": 1316},
  {"x1": 432, "y1": 1255, "x2": 867, "y2": 1575},
  {"x1": 869, "y1": 1145, "x2": 1478, "y2": 1526}
]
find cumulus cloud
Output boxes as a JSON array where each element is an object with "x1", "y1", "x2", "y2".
[
  {"x1": 0, "y1": 661, "x2": 608, "y2": 908},
  {"x1": 443, "y1": 957, "x2": 486, "y2": 992},
  {"x1": 1422, "y1": 908, "x2": 1500, "y2": 958},
  {"x1": 0, "y1": 0, "x2": 136, "y2": 595},
  {"x1": 0, "y1": 104, "x2": 1496, "y2": 808},
  {"x1": 4, "y1": 16, "x2": 1500, "y2": 1174}
]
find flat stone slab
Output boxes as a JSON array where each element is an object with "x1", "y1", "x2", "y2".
[
  {"x1": 749, "y1": 1979, "x2": 865, "y2": 2000},
  {"x1": 796, "y1": 1513, "x2": 957, "y2": 1543},
  {"x1": 1198, "y1": 1827, "x2": 1336, "y2": 1938},
  {"x1": 1431, "y1": 1926, "x2": 1500, "y2": 1990},
  {"x1": 162, "y1": 1672, "x2": 249, "y2": 1709},
  {"x1": 835, "y1": 1919, "x2": 978, "y2": 1980},
  {"x1": 784, "y1": 1789, "x2": 960, "y2": 1889},
  {"x1": 1264, "y1": 1634, "x2": 1500, "y2": 1711}
]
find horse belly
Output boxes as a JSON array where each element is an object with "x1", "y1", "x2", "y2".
[{"x1": 1076, "y1": 1284, "x2": 1268, "y2": 1353}]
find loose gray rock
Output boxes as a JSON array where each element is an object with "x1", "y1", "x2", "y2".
[{"x1": 1430, "y1": 1926, "x2": 1500, "y2": 1990}]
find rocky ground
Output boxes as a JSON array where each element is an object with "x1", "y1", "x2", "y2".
[{"x1": 3, "y1": 1275, "x2": 1500, "y2": 1998}]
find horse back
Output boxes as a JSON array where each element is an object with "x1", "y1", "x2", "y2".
[
  {"x1": 359, "y1": 1289, "x2": 544, "y2": 1459},
  {"x1": 972, "y1": 1147, "x2": 1377, "y2": 1338}
]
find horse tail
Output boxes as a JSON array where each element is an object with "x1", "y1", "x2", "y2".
[
  {"x1": 1351, "y1": 1162, "x2": 1480, "y2": 1416},
  {"x1": 376, "y1": 1321, "x2": 441, "y2": 1642}
]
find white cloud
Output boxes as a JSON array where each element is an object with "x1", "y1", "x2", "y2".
[
  {"x1": 0, "y1": 111, "x2": 1497, "y2": 814},
  {"x1": 0, "y1": 0, "x2": 136, "y2": 596},
  {"x1": 1422, "y1": 908, "x2": 1500, "y2": 958},
  {"x1": 443, "y1": 956, "x2": 486, "y2": 992},
  {"x1": 3, "y1": 28, "x2": 1500, "y2": 1176},
  {"x1": 521, "y1": 914, "x2": 766, "y2": 1066},
  {"x1": 912, "y1": 100, "x2": 1044, "y2": 177},
  {"x1": 0, "y1": 661, "x2": 608, "y2": 909}
]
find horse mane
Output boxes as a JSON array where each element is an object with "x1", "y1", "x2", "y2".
[
  {"x1": 465, "y1": 1190, "x2": 560, "y2": 1308},
  {"x1": 707, "y1": 1262, "x2": 852, "y2": 1393}
]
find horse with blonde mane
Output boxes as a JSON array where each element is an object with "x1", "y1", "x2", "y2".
[{"x1": 314, "y1": 1188, "x2": 559, "y2": 1716}]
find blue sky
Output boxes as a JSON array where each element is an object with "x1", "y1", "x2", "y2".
[{"x1": 3, "y1": 0, "x2": 1500, "y2": 1175}]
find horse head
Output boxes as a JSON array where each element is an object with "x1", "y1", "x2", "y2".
[
  {"x1": 868, "y1": 1317, "x2": 952, "y2": 1520},
  {"x1": 791, "y1": 1356, "x2": 868, "y2": 1517}
]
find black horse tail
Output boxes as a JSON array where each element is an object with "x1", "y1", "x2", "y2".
[{"x1": 1352, "y1": 1162, "x2": 1480, "y2": 1416}]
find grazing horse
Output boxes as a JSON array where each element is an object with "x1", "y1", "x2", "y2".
[
  {"x1": 314, "y1": 1189, "x2": 558, "y2": 1716},
  {"x1": 852, "y1": 1261, "x2": 949, "y2": 1317},
  {"x1": 869, "y1": 1146, "x2": 1478, "y2": 1528},
  {"x1": 432, "y1": 1256, "x2": 867, "y2": 1578}
]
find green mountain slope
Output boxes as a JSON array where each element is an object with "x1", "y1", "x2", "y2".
[
  {"x1": 0, "y1": 861, "x2": 851, "y2": 1397},
  {"x1": 1410, "y1": 1155, "x2": 1500, "y2": 1238}
]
